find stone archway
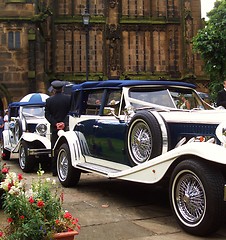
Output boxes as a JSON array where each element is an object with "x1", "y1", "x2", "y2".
[{"x1": 0, "y1": 85, "x2": 11, "y2": 114}]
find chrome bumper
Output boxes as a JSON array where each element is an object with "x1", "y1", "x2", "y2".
[{"x1": 28, "y1": 148, "x2": 51, "y2": 156}]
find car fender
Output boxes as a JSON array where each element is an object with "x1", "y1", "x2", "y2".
[
  {"x1": 110, "y1": 142, "x2": 226, "y2": 183},
  {"x1": 12, "y1": 133, "x2": 51, "y2": 152},
  {"x1": 22, "y1": 132, "x2": 51, "y2": 147},
  {"x1": 55, "y1": 130, "x2": 84, "y2": 166}
]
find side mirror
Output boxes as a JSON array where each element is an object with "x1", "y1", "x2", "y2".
[
  {"x1": 103, "y1": 107, "x2": 115, "y2": 116},
  {"x1": 103, "y1": 107, "x2": 120, "y2": 120}
]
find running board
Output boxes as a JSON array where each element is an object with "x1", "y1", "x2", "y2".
[{"x1": 76, "y1": 162, "x2": 120, "y2": 176}]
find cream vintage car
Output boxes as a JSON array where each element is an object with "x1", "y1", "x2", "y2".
[
  {"x1": 2, "y1": 93, "x2": 51, "y2": 172},
  {"x1": 54, "y1": 80, "x2": 226, "y2": 236}
]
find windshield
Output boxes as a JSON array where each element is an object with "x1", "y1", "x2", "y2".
[
  {"x1": 22, "y1": 106, "x2": 45, "y2": 117},
  {"x1": 129, "y1": 87, "x2": 213, "y2": 110}
]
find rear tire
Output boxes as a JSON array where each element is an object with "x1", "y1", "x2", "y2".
[
  {"x1": 170, "y1": 159, "x2": 225, "y2": 236},
  {"x1": 57, "y1": 143, "x2": 81, "y2": 187},
  {"x1": 2, "y1": 138, "x2": 11, "y2": 160},
  {"x1": 2, "y1": 148, "x2": 10, "y2": 160}
]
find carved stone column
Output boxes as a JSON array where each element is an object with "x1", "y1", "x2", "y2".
[{"x1": 106, "y1": 0, "x2": 121, "y2": 78}]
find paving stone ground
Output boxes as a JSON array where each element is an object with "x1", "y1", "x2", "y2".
[{"x1": 1, "y1": 154, "x2": 226, "y2": 240}]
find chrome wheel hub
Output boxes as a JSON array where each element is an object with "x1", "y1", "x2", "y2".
[{"x1": 176, "y1": 173, "x2": 206, "y2": 224}]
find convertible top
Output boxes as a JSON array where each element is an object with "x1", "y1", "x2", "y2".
[
  {"x1": 8, "y1": 93, "x2": 49, "y2": 108},
  {"x1": 71, "y1": 80, "x2": 196, "y2": 91},
  {"x1": 9, "y1": 101, "x2": 46, "y2": 108}
]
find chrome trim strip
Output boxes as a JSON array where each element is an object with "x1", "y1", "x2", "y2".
[{"x1": 150, "y1": 111, "x2": 168, "y2": 154}]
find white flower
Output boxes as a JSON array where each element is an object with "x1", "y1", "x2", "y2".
[
  {"x1": 46, "y1": 178, "x2": 51, "y2": 182},
  {"x1": 37, "y1": 170, "x2": 45, "y2": 176},
  {"x1": 25, "y1": 188, "x2": 34, "y2": 198},
  {"x1": 8, "y1": 172, "x2": 17, "y2": 180},
  {"x1": 1, "y1": 180, "x2": 9, "y2": 191},
  {"x1": 17, "y1": 181, "x2": 24, "y2": 189},
  {"x1": 8, "y1": 186, "x2": 20, "y2": 195}
]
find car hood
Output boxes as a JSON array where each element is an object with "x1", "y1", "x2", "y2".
[
  {"x1": 26, "y1": 118, "x2": 49, "y2": 125},
  {"x1": 159, "y1": 109, "x2": 226, "y2": 125}
]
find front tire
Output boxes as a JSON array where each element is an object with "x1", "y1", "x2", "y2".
[
  {"x1": 57, "y1": 143, "x2": 81, "y2": 187},
  {"x1": 170, "y1": 159, "x2": 225, "y2": 236},
  {"x1": 18, "y1": 140, "x2": 34, "y2": 172},
  {"x1": 14, "y1": 119, "x2": 23, "y2": 143}
]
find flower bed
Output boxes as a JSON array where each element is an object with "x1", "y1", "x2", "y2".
[{"x1": 0, "y1": 167, "x2": 80, "y2": 240}]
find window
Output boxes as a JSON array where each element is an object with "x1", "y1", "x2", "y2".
[
  {"x1": 8, "y1": 31, "x2": 21, "y2": 49},
  {"x1": 103, "y1": 90, "x2": 122, "y2": 116},
  {"x1": 86, "y1": 90, "x2": 104, "y2": 115}
]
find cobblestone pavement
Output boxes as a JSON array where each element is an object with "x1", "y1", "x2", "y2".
[{"x1": 1, "y1": 155, "x2": 226, "y2": 240}]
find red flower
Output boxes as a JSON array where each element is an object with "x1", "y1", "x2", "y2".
[
  {"x1": 2, "y1": 167, "x2": 9, "y2": 174},
  {"x1": 64, "y1": 212, "x2": 72, "y2": 219},
  {"x1": 37, "y1": 200, "x2": 45, "y2": 208},
  {"x1": 20, "y1": 215, "x2": 25, "y2": 220},
  {"x1": 0, "y1": 231, "x2": 3, "y2": 237},
  {"x1": 7, "y1": 183, "x2": 12, "y2": 191},
  {"x1": 29, "y1": 197, "x2": 35, "y2": 204},
  {"x1": 18, "y1": 173, "x2": 23, "y2": 181},
  {"x1": 72, "y1": 220, "x2": 77, "y2": 225},
  {"x1": 7, "y1": 218, "x2": 13, "y2": 223},
  {"x1": 55, "y1": 219, "x2": 60, "y2": 224}
]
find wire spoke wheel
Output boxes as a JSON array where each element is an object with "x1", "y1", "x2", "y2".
[
  {"x1": 130, "y1": 120, "x2": 152, "y2": 163},
  {"x1": 19, "y1": 145, "x2": 26, "y2": 169},
  {"x1": 127, "y1": 111, "x2": 163, "y2": 166},
  {"x1": 170, "y1": 160, "x2": 225, "y2": 236},
  {"x1": 175, "y1": 172, "x2": 205, "y2": 224},
  {"x1": 58, "y1": 149, "x2": 69, "y2": 181},
  {"x1": 57, "y1": 143, "x2": 81, "y2": 187}
]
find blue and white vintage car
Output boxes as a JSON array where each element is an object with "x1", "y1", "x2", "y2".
[
  {"x1": 54, "y1": 80, "x2": 226, "y2": 236},
  {"x1": 2, "y1": 93, "x2": 51, "y2": 172}
]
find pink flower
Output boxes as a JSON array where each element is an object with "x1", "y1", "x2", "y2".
[
  {"x1": 0, "y1": 231, "x2": 3, "y2": 237},
  {"x1": 2, "y1": 167, "x2": 9, "y2": 174}
]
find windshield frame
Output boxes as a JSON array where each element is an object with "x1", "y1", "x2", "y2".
[{"x1": 125, "y1": 86, "x2": 214, "y2": 111}]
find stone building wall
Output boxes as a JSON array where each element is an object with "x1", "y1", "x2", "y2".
[
  {"x1": 0, "y1": 0, "x2": 208, "y2": 110},
  {"x1": 0, "y1": 0, "x2": 36, "y2": 109},
  {"x1": 51, "y1": 0, "x2": 207, "y2": 90}
]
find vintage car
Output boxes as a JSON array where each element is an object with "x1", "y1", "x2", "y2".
[
  {"x1": 54, "y1": 80, "x2": 226, "y2": 236},
  {"x1": 2, "y1": 93, "x2": 51, "y2": 172}
]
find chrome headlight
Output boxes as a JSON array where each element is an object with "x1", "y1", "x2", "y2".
[
  {"x1": 9, "y1": 121, "x2": 15, "y2": 129},
  {"x1": 36, "y1": 123, "x2": 47, "y2": 136}
]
